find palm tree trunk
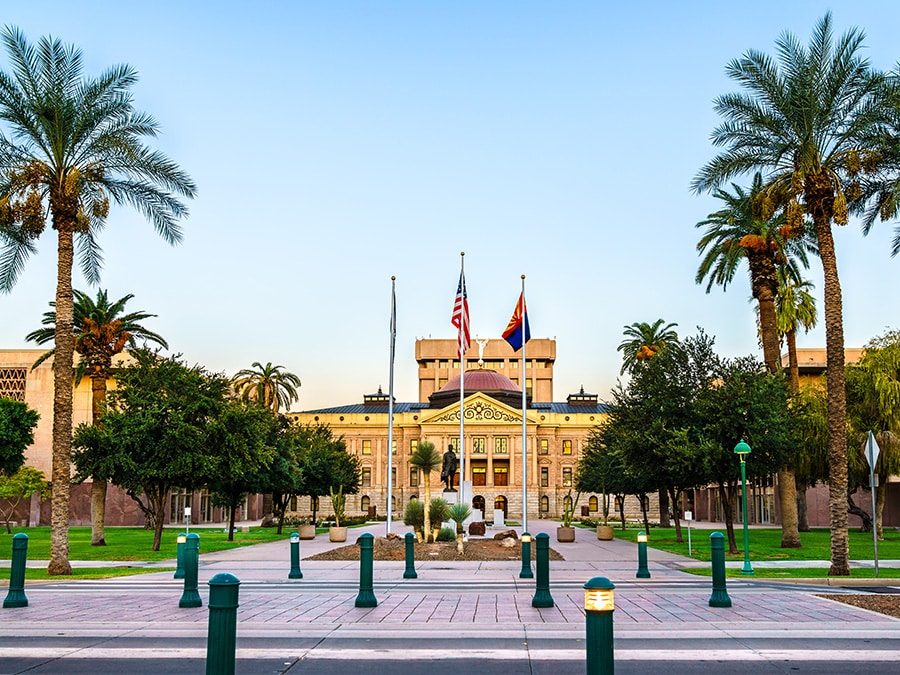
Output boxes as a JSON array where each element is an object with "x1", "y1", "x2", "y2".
[
  {"x1": 786, "y1": 329, "x2": 800, "y2": 393},
  {"x1": 809, "y1": 191, "x2": 850, "y2": 576},
  {"x1": 423, "y1": 473, "x2": 432, "y2": 542},
  {"x1": 48, "y1": 227, "x2": 75, "y2": 576},
  {"x1": 777, "y1": 469, "x2": 801, "y2": 547},
  {"x1": 90, "y1": 372, "x2": 107, "y2": 546},
  {"x1": 796, "y1": 476, "x2": 810, "y2": 532}
]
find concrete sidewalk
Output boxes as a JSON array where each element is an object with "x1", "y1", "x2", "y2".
[{"x1": 2, "y1": 519, "x2": 899, "y2": 673}]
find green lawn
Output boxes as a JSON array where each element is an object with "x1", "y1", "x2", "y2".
[
  {"x1": 681, "y1": 566, "x2": 900, "y2": 579},
  {"x1": 0, "y1": 526, "x2": 290, "y2": 563},
  {"x1": 1, "y1": 566, "x2": 175, "y2": 582},
  {"x1": 599, "y1": 525, "x2": 900, "y2": 562}
]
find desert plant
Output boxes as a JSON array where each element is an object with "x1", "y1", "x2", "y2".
[
  {"x1": 403, "y1": 498, "x2": 425, "y2": 540},
  {"x1": 448, "y1": 502, "x2": 472, "y2": 535},
  {"x1": 329, "y1": 485, "x2": 346, "y2": 527},
  {"x1": 429, "y1": 497, "x2": 450, "y2": 530},
  {"x1": 561, "y1": 490, "x2": 581, "y2": 528}
]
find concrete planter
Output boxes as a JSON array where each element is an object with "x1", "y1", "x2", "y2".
[
  {"x1": 596, "y1": 525, "x2": 615, "y2": 540},
  {"x1": 297, "y1": 524, "x2": 316, "y2": 540},
  {"x1": 329, "y1": 526, "x2": 348, "y2": 543},
  {"x1": 556, "y1": 526, "x2": 576, "y2": 542}
]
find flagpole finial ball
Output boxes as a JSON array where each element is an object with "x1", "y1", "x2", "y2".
[
  {"x1": 460, "y1": 251, "x2": 465, "y2": 257},
  {"x1": 391, "y1": 275, "x2": 395, "y2": 281},
  {"x1": 521, "y1": 274, "x2": 525, "y2": 279}
]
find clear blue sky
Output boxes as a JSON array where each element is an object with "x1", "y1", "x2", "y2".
[{"x1": 2, "y1": 2, "x2": 899, "y2": 410}]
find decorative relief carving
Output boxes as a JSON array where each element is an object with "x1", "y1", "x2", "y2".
[{"x1": 429, "y1": 400, "x2": 520, "y2": 424}]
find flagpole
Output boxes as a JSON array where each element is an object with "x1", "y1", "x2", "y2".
[
  {"x1": 519, "y1": 276, "x2": 528, "y2": 534},
  {"x1": 458, "y1": 252, "x2": 466, "y2": 512},
  {"x1": 387, "y1": 276, "x2": 396, "y2": 535}
]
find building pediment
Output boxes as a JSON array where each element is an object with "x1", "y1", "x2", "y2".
[{"x1": 419, "y1": 392, "x2": 533, "y2": 425}]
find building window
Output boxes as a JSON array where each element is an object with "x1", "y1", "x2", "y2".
[
  {"x1": 472, "y1": 437, "x2": 486, "y2": 454},
  {"x1": 311, "y1": 497, "x2": 319, "y2": 512},
  {"x1": 360, "y1": 496, "x2": 370, "y2": 512},
  {"x1": 473, "y1": 466, "x2": 487, "y2": 486},
  {"x1": 410, "y1": 439, "x2": 418, "y2": 455},
  {"x1": 449, "y1": 437, "x2": 461, "y2": 453},
  {"x1": 562, "y1": 440, "x2": 573, "y2": 455},
  {"x1": 362, "y1": 467, "x2": 372, "y2": 487},
  {"x1": 540, "y1": 496, "x2": 549, "y2": 512},
  {"x1": 391, "y1": 440, "x2": 396, "y2": 456},
  {"x1": 540, "y1": 466, "x2": 549, "y2": 487},
  {"x1": 0, "y1": 367, "x2": 27, "y2": 401},
  {"x1": 539, "y1": 439, "x2": 549, "y2": 455},
  {"x1": 589, "y1": 496, "x2": 599, "y2": 512},
  {"x1": 564, "y1": 494, "x2": 573, "y2": 512},
  {"x1": 562, "y1": 467, "x2": 573, "y2": 487},
  {"x1": 362, "y1": 440, "x2": 372, "y2": 455},
  {"x1": 494, "y1": 466, "x2": 508, "y2": 486},
  {"x1": 409, "y1": 468, "x2": 419, "y2": 487},
  {"x1": 391, "y1": 467, "x2": 397, "y2": 485},
  {"x1": 289, "y1": 496, "x2": 297, "y2": 511},
  {"x1": 494, "y1": 437, "x2": 508, "y2": 454}
]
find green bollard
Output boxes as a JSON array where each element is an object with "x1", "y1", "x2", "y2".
[
  {"x1": 3, "y1": 533, "x2": 29, "y2": 608},
  {"x1": 289, "y1": 532, "x2": 303, "y2": 579},
  {"x1": 519, "y1": 532, "x2": 534, "y2": 579},
  {"x1": 708, "y1": 531, "x2": 732, "y2": 608},
  {"x1": 584, "y1": 576, "x2": 616, "y2": 674},
  {"x1": 636, "y1": 531, "x2": 650, "y2": 579},
  {"x1": 403, "y1": 532, "x2": 417, "y2": 579},
  {"x1": 355, "y1": 533, "x2": 378, "y2": 607},
  {"x1": 174, "y1": 532, "x2": 187, "y2": 580},
  {"x1": 532, "y1": 532, "x2": 554, "y2": 608},
  {"x1": 206, "y1": 572, "x2": 240, "y2": 675},
  {"x1": 180, "y1": 532, "x2": 202, "y2": 608}
]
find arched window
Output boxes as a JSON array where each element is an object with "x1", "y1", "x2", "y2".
[
  {"x1": 391, "y1": 496, "x2": 397, "y2": 512},
  {"x1": 540, "y1": 496, "x2": 549, "y2": 512},
  {"x1": 563, "y1": 494, "x2": 573, "y2": 512},
  {"x1": 588, "y1": 496, "x2": 598, "y2": 512},
  {"x1": 360, "y1": 496, "x2": 370, "y2": 512}
]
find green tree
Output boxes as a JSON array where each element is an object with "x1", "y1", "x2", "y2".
[
  {"x1": 617, "y1": 319, "x2": 679, "y2": 375},
  {"x1": 692, "y1": 13, "x2": 898, "y2": 575},
  {"x1": 775, "y1": 271, "x2": 818, "y2": 394},
  {"x1": 259, "y1": 420, "x2": 305, "y2": 534},
  {"x1": 293, "y1": 423, "x2": 360, "y2": 524},
  {"x1": 695, "y1": 172, "x2": 811, "y2": 548},
  {"x1": 231, "y1": 362, "x2": 301, "y2": 414},
  {"x1": 409, "y1": 440, "x2": 442, "y2": 541},
  {"x1": 0, "y1": 398, "x2": 39, "y2": 476},
  {"x1": 577, "y1": 428, "x2": 631, "y2": 527},
  {"x1": 0, "y1": 29, "x2": 195, "y2": 574},
  {"x1": 845, "y1": 330, "x2": 900, "y2": 539},
  {"x1": 0, "y1": 465, "x2": 49, "y2": 533},
  {"x1": 26, "y1": 288, "x2": 167, "y2": 546},
  {"x1": 72, "y1": 351, "x2": 227, "y2": 551},
  {"x1": 207, "y1": 400, "x2": 279, "y2": 541}
]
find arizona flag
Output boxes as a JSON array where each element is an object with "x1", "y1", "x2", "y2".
[{"x1": 502, "y1": 293, "x2": 531, "y2": 351}]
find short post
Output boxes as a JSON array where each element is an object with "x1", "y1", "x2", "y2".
[
  {"x1": 708, "y1": 531, "x2": 732, "y2": 608},
  {"x1": 289, "y1": 532, "x2": 303, "y2": 579},
  {"x1": 635, "y1": 531, "x2": 650, "y2": 579},
  {"x1": 531, "y1": 532, "x2": 554, "y2": 608},
  {"x1": 355, "y1": 532, "x2": 378, "y2": 607},
  {"x1": 403, "y1": 532, "x2": 417, "y2": 579},
  {"x1": 174, "y1": 532, "x2": 187, "y2": 579},
  {"x1": 519, "y1": 532, "x2": 534, "y2": 579},
  {"x1": 206, "y1": 572, "x2": 240, "y2": 675},
  {"x1": 584, "y1": 576, "x2": 615, "y2": 674},
  {"x1": 3, "y1": 533, "x2": 29, "y2": 608},
  {"x1": 179, "y1": 532, "x2": 202, "y2": 608}
]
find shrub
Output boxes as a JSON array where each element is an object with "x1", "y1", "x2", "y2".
[
  {"x1": 404, "y1": 499, "x2": 424, "y2": 537},
  {"x1": 429, "y1": 497, "x2": 450, "y2": 526},
  {"x1": 437, "y1": 527, "x2": 456, "y2": 542}
]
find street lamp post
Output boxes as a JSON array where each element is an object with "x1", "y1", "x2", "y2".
[{"x1": 734, "y1": 439, "x2": 754, "y2": 576}]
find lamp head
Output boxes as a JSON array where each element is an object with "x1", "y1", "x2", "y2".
[
  {"x1": 637, "y1": 531, "x2": 648, "y2": 543},
  {"x1": 734, "y1": 438, "x2": 751, "y2": 456},
  {"x1": 521, "y1": 533, "x2": 532, "y2": 543},
  {"x1": 583, "y1": 576, "x2": 615, "y2": 612}
]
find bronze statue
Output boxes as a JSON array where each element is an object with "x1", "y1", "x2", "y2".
[{"x1": 440, "y1": 445, "x2": 458, "y2": 492}]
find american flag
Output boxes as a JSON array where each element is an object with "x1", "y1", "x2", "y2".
[{"x1": 451, "y1": 270, "x2": 470, "y2": 360}]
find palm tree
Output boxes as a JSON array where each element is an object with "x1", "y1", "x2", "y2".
[
  {"x1": 692, "y1": 13, "x2": 897, "y2": 575},
  {"x1": 26, "y1": 289, "x2": 168, "y2": 546},
  {"x1": 0, "y1": 29, "x2": 195, "y2": 574},
  {"x1": 696, "y1": 172, "x2": 812, "y2": 548},
  {"x1": 617, "y1": 319, "x2": 679, "y2": 375},
  {"x1": 775, "y1": 271, "x2": 818, "y2": 394},
  {"x1": 231, "y1": 362, "x2": 301, "y2": 414},
  {"x1": 409, "y1": 441, "x2": 441, "y2": 542}
]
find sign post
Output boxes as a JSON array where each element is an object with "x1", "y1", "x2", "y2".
[
  {"x1": 865, "y1": 431, "x2": 881, "y2": 577},
  {"x1": 184, "y1": 506, "x2": 192, "y2": 536},
  {"x1": 685, "y1": 510, "x2": 693, "y2": 557}
]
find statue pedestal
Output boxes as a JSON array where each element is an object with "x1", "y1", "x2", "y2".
[{"x1": 442, "y1": 491, "x2": 458, "y2": 505}]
